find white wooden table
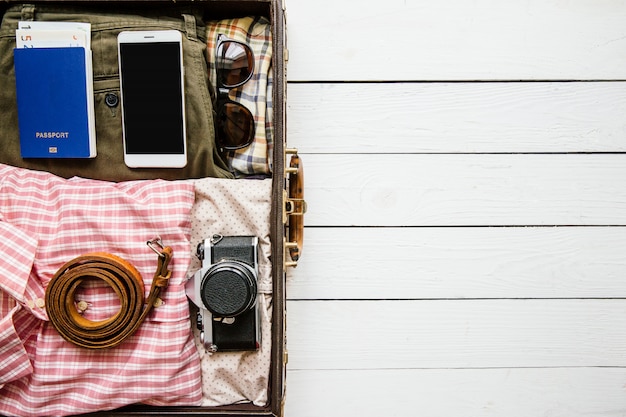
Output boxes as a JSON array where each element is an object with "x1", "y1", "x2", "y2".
[{"x1": 283, "y1": 1, "x2": 626, "y2": 415}]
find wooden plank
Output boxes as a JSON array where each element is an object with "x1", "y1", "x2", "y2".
[
  {"x1": 302, "y1": 154, "x2": 626, "y2": 226},
  {"x1": 287, "y1": 227, "x2": 626, "y2": 300},
  {"x1": 286, "y1": 0, "x2": 626, "y2": 81},
  {"x1": 285, "y1": 368, "x2": 626, "y2": 417},
  {"x1": 288, "y1": 82, "x2": 626, "y2": 153},
  {"x1": 286, "y1": 299, "x2": 626, "y2": 369}
]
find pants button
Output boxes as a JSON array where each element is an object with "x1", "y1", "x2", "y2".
[{"x1": 105, "y1": 92, "x2": 119, "y2": 108}]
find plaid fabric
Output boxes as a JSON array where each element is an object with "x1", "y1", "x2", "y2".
[
  {"x1": 206, "y1": 16, "x2": 273, "y2": 178},
  {"x1": 0, "y1": 164, "x2": 202, "y2": 417}
]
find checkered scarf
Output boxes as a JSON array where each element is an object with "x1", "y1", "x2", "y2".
[{"x1": 206, "y1": 16, "x2": 273, "y2": 177}]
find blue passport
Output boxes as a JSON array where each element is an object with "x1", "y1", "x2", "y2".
[{"x1": 14, "y1": 47, "x2": 96, "y2": 158}]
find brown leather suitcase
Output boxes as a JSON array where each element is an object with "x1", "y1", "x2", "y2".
[{"x1": 0, "y1": 1, "x2": 300, "y2": 416}]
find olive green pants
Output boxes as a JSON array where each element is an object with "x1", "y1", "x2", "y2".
[{"x1": 0, "y1": 3, "x2": 232, "y2": 181}]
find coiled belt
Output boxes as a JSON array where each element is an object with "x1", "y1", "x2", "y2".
[{"x1": 45, "y1": 240, "x2": 173, "y2": 349}]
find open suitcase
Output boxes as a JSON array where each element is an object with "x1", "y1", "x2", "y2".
[{"x1": 0, "y1": 0, "x2": 301, "y2": 416}]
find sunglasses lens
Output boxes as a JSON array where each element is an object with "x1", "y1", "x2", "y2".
[
  {"x1": 216, "y1": 40, "x2": 254, "y2": 87},
  {"x1": 217, "y1": 102, "x2": 255, "y2": 149}
]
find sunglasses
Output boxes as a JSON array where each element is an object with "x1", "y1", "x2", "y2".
[{"x1": 215, "y1": 34, "x2": 256, "y2": 150}]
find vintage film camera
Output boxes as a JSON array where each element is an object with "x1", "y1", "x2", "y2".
[{"x1": 186, "y1": 235, "x2": 260, "y2": 352}]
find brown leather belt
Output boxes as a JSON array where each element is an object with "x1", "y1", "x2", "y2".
[{"x1": 45, "y1": 241, "x2": 173, "y2": 349}]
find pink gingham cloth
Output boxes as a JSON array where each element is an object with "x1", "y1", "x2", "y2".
[{"x1": 0, "y1": 164, "x2": 202, "y2": 417}]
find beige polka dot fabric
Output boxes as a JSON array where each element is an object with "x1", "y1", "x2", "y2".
[{"x1": 189, "y1": 177, "x2": 273, "y2": 406}]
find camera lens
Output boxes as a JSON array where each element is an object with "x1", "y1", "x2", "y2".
[{"x1": 200, "y1": 260, "x2": 257, "y2": 317}]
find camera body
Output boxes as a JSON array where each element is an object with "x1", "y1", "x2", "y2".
[{"x1": 186, "y1": 235, "x2": 260, "y2": 352}]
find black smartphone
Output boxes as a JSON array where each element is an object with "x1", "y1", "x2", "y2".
[{"x1": 117, "y1": 30, "x2": 187, "y2": 168}]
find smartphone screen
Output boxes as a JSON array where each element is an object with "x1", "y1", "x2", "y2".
[{"x1": 118, "y1": 33, "x2": 186, "y2": 166}]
